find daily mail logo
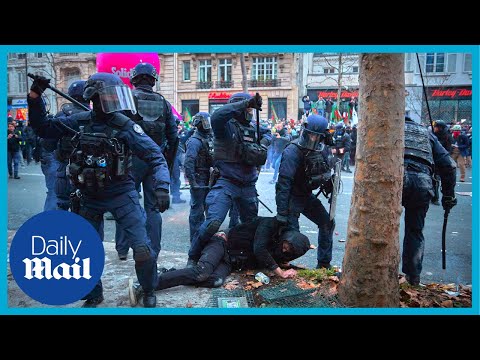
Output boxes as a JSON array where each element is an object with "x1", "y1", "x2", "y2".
[{"x1": 9, "y1": 211, "x2": 104, "y2": 306}]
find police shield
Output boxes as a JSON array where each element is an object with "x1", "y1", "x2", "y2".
[{"x1": 329, "y1": 160, "x2": 342, "y2": 221}]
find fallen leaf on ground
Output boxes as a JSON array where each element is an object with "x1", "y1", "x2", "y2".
[
  {"x1": 327, "y1": 276, "x2": 339, "y2": 282},
  {"x1": 296, "y1": 280, "x2": 317, "y2": 290},
  {"x1": 224, "y1": 280, "x2": 240, "y2": 290},
  {"x1": 441, "y1": 300, "x2": 453, "y2": 308},
  {"x1": 245, "y1": 281, "x2": 263, "y2": 289}
]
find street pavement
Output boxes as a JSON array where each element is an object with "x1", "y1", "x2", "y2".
[{"x1": 7, "y1": 161, "x2": 473, "y2": 285}]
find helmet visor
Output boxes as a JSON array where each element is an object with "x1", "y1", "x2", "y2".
[
  {"x1": 298, "y1": 127, "x2": 324, "y2": 150},
  {"x1": 98, "y1": 85, "x2": 137, "y2": 114},
  {"x1": 200, "y1": 115, "x2": 211, "y2": 130}
]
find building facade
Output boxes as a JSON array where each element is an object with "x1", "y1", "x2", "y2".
[
  {"x1": 405, "y1": 52, "x2": 472, "y2": 124},
  {"x1": 158, "y1": 53, "x2": 299, "y2": 124},
  {"x1": 53, "y1": 53, "x2": 97, "y2": 110},
  {"x1": 7, "y1": 53, "x2": 57, "y2": 119},
  {"x1": 7, "y1": 53, "x2": 97, "y2": 119},
  {"x1": 300, "y1": 52, "x2": 472, "y2": 124},
  {"x1": 300, "y1": 53, "x2": 360, "y2": 118}
]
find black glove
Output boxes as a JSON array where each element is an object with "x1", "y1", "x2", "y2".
[
  {"x1": 441, "y1": 196, "x2": 457, "y2": 211},
  {"x1": 155, "y1": 189, "x2": 170, "y2": 213},
  {"x1": 247, "y1": 93, "x2": 263, "y2": 111},
  {"x1": 30, "y1": 75, "x2": 51, "y2": 95}
]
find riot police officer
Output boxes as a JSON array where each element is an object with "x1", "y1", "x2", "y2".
[
  {"x1": 115, "y1": 62, "x2": 178, "y2": 260},
  {"x1": 27, "y1": 73, "x2": 171, "y2": 308},
  {"x1": 184, "y1": 112, "x2": 213, "y2": 243},
  {"x1": 402, "y1": 117, "x2": 457, "y2": 286},
  {"x1": 332, "y1": 122, "x2": 352, "y2": 173},
  {"x1": 275, "y1": 114, "x2": 335, "y2": 269},
  {"x1": 186, "y1": 92, "x2": 269, "y2": 266},
  {"x1": 54, "y1": 80, "x2": 90, "y2": 211}
]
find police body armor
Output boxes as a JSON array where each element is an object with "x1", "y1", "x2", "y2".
[
  {"x1": 56, "y1": 104, "x2": 90, "y2": 162},
  {"x1": 67, "y1": 116, "x2": 132, "y2": 193},
  {"x1": 333, "y1": 132, "x2": 346, "y2": 154},
  {"x1": 187, "y1": 131, "x2": 214, "y2": 177},
  {"x1": 131, "y1": 88, "x2": 166, "y2": 147},
  {"x1": 294, "y1": 143, "x2": 330, "y2": 191},
  {"x1": 214, "y1": 120, "x2": 267, "y2": 167},
  {"x1": 404, "y1": 121, "x2": 434, "y2": 170}
]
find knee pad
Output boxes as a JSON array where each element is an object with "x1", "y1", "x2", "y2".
[
  {"x1": 204, "y1": 220, "x2": 222, "y2": 240},
  {"x1": 133, "y1": 244, "x2": 152, "y2": 262}
]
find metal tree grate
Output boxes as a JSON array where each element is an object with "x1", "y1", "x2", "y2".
[
  {"x1": 257, "y1": 281, "x2": 345, "y2": 308},
  {"x1": 207, "y1": 288, "x2": 255, "y2": 308}
]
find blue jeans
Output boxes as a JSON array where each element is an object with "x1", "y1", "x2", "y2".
[
  {"x1": 40, "y1": 150, "x2": 59, "y2": 211},
  {"x1": 116, "y1": 157, "x2": 161, "y2": 259},
  {"x1": 188, "y1": 178, "x2": 258, "y2": 261},
  {"x1": 7, "y1": 150, "x2": 22, "y2": 176},
  {"x1": 317, "y1": 109, "x2": 324, "y2": 117},
  {"x1": 80, "y1": 189, "x2": 158, "y2": 297},
  {"x1": 287, "y1": 194, "x2": 334, "y2": 267}
]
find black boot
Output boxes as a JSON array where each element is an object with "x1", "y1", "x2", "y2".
[
  {"x1": 143, "y1": 291, "x2": 157, "y2": 308},
  {"x1": 82, "y1": 294, "x2": 104, "y2": 308}
]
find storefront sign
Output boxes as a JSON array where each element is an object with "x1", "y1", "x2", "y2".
[
  {"x1": 208, "y1": 92, "x2": 231, "y2": 99},
  {"x1": 317, "y1": 90, "x2": 359, "y2": 99},
  {"x1": 429, "y1": 87, "x2": 472, "y2": 99}
]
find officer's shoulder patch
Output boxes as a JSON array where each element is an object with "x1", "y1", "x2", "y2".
[{"x1": 133, "y1": 124, "x2": 144, "y2": 135}]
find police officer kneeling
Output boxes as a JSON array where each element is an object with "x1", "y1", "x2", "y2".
[
  {"x1": 27, "y1": 73, "x2": 171, "y2": 308},
  {"x1": 129, "y1": 216, "x2": 311, "y2": 305}
]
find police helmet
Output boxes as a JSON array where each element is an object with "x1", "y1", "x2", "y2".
[
  {"x1": 298, "y1": 115, "x2": 329, "y2": 150},
  {"x1": 130, "y1": 62, "x2": 158, "y2": 86},
  {"x1": 335, "y1": 122, "x2": 345, "y2": 130},
  {"x1": 192, "y1": 112, "x2": 211, "y2": 131},
  {"x1": 228, "y1": 92, "x2": 252, "y2": 103},
  {"x1": 68, "y1": 80, "x2": 87, "y2": 100},
  {"x1": 83, "y1": 72, "x2": 136, "y2": 114}
]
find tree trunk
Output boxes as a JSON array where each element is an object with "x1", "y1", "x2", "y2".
[
  {"x1": 338, "y1": 53, "x2": 405, "y2": 307},
  {"x1": 336, "y1": 53, "x2": 343, "y2": 118},
  {"x1": 240, "y1": 53, "x2": 248, "y2": 93}
]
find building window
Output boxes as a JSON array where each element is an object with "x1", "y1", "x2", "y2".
[
  {"x1": 35, "y1": 53, "x2": 43, "y2": 58},
  {"x1": 352, "y1": 66, "x2": 359, "y2": 73},
  {"x1": 183, "y1": 61, "x2": 190, "y2": 81},
  {"x1": 17, "y1": 53, "x2": 27, "y2": 60},
  {"x1": 268, "y1": 98, "x2": 287, "y2": 122},
  {"x1": 198, "y1": 60, "x2": 212, "y2": 82},
  {"x1": 425, "y1": 53, "x2": 445, "y2": 73},
  {"x1": 218, "y1": 58, "x2": 232, "y2": 82},
  {"x1": 60, "y1": 53, "x2": 78, "y2": 56},
  {"x1": 252, "y1": 57, "x2": 277, "y2": 81},
  {"x1": 7, "y1": 72, "x2": 10, "y2": 92},
  {"x1": 182, "y1": 100, "x2": 200, "y2": 127},
  {"x1": 8, "y1": 53, "x2": 16, "y2": 60},
  {"x1": 65, "y1": 69, "x2": 80, "y2": 88},
  {"x1": 405, "y1": 53, "x2": 413, "y2": 72},
  {"x1": 18, "y1": 72, "x2": 26, "y2": 93},
  {"x1": 464, "y1": 53, "x2": 472, "y2": 72},
  {"x1": 323, "y1": 67, "x2": 335, "y2": 74},
  {"x1": 447, "y1": 54, "x2": 457, "y2": 73}
]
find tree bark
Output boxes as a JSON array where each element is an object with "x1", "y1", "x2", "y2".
[
  {"x1": 240, "y1": 54, "x2": 248, "y2": 93},
  {"x1": 338, "y1": 53, "x2": 405, "y2": 307}
]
